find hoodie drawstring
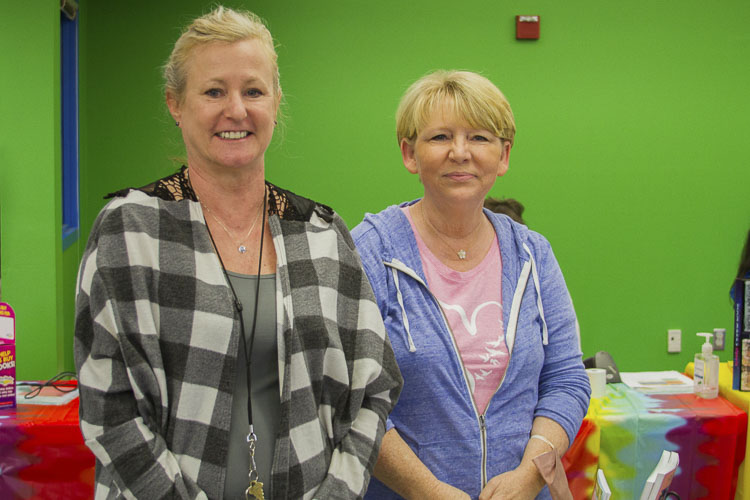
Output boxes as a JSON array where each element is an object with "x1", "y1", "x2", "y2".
[
  {"x1": 524, "y1": 243, "x2": 549, "y2": 345},
  {"x1": 390, "y1": 266, "x2": 417, "y2": 352},
  {"x1": 504, "y1": 258, "x2": 530, "y2": 354}
]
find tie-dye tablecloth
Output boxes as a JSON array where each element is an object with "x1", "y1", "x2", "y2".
[
  {"x1": 563, "y1": 383, "x2": 746, "y2": 500},
  {"x1": 0, "y1": 398, "x2": 94, "y2": 499}
]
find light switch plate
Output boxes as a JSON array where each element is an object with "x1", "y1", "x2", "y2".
[
  {"x1": 713, "y1": 328, "x2": 726, "y2": 351},
  {"x1": 668, "y1": 329, "x2": 681, "y2": 353}
]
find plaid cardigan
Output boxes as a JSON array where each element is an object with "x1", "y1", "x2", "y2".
[{"x1": 74, "y1": 170, "x2": 402, "y2": 499}]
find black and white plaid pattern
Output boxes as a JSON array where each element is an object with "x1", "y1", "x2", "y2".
[{"x1": 75, "y1": 184, "x2": 402, "y2": 499}]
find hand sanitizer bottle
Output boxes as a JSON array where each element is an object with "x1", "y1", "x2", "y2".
[{"x1": 694, "y1": 332, "x2": 719, "y2": 399}]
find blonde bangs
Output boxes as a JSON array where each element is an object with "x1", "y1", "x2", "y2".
[{"x1": 396, "y1": 70, "x2": 515, "y2": 145}]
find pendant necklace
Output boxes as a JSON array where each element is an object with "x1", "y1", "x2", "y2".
[
  {"x1": 200, "y1": 196, "x2": 264, "y2": 254},
  {"x1": 420, "y1": 201, "x2": 483, "y2": 260},
  {"x1": 193, "y1": 177, "x2": 268, "y2": 498}
]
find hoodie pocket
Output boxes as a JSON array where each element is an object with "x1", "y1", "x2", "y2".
[
  {"x1": 415, "y1": 438, "x2": 482, "y2": 495},
  {"x1": 485, "y1": 430, "x2": 530, "y2": 476}
]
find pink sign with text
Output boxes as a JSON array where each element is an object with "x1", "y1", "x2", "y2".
[{"x1": 0, "y1": 302, "x2": 16, "y2": 408}]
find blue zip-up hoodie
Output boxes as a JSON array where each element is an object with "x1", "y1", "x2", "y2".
[{"x1": 352, "y1": 202, "x2": 590, "y2": 500}]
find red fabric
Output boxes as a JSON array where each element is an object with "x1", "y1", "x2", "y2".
[
  {"x1": 690, "y1": 411, "x2": 747, "y2": 499},
  {"x1": 0, "y1": 396, "x2": 94, "y2": 499},
  {"x1": 660, "y1": 393, "x2": 746, "y2": 499},
  {"x1": 562, "y1": 418, "x2": 598, "y2": 499}
]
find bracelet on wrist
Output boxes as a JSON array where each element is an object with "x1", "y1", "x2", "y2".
[{"x1": 529, "y1": 434, "x2": 555, "y2": 451}]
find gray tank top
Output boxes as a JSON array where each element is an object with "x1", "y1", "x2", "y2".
[{"x1": 224, "y1": 272, "x2": 279, "y2": 499}]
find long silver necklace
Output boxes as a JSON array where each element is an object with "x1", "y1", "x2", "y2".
[
  {"x1": 200, "y1": 197, "x2": 264, "y2": 254},
  {"x1": 244, "y1": 188, "x2": 267, "y2": 500},
  {"x1": 420, "y1": 201, "x2": 484, "y2": 260},
  {"x1": 199, "y1": 184, "x2": 269, "y2": 499}
]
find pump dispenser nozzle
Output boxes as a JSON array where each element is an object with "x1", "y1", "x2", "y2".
[{"x1": 697, "y1": 332, "x2": 714, "y2": 356}]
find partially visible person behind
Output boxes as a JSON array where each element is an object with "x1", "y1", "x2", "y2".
[
  {"x1": 74, "y1": 6, "x2": 401, "y2": 499},
  {"x1": 737, "y1": 229, "x2": 750, "y2": 280},
  {"x1": 484, "y1": 196, "x2": 525, "y2": 225},
  {"x1": 353, "y1": 70, "x2": 589, "y2": 499},
  {"x1": 731, "y1": 229, "x2": 750, "y2": 305},
  {"x1": 485, "y1": 197, "x2": 583, "y2": 352}
]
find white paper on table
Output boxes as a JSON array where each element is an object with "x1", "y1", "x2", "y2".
[{"x1": 620, "y1": 371, "x2": 694, "y2": 394}]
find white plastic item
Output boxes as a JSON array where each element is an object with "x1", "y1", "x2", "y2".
[
  {"x1": 693, "y1": 332, "x2": 719, "y2": 399},
  {"x1": 586, "y1": 368, "x2": 607, "y2": 398}
]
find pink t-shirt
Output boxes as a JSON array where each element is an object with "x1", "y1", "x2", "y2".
[{"x1": 403, "y1": 207, "x2": 508, "y2": 414}]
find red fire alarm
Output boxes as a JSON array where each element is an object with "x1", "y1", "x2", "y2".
[{"x1": 516, "y1": 15, "x2": 540, "y2": 40}]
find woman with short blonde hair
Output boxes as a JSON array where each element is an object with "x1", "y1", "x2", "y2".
[{"x1": 354, "y1": 70, "x2": 588, "y2": 499}]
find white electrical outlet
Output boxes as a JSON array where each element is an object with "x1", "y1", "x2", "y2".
[
  {"x1": 713, "y1": 328, "x2": 726, "y2": 351},
  {"x1": 667, "y1": 329, "x2": 681, "y2": 353}
]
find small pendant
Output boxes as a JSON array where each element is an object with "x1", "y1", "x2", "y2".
[
  {"x1": 457, "y1": 249, "x2": 467, "y2": 260},
  {"x1": 246, "y1": 480, "x2": 265, "y2": 499},
  {"x1": 238, "y1": 245, "x2": 247, "y2": 254}
]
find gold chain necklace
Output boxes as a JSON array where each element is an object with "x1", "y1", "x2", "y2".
[
  {"x1": 420, "y1": 202, "x2": 484, "y2": 260},
  {"x1": 200, "y1": 196, "x2": 264, "y2": 254}
]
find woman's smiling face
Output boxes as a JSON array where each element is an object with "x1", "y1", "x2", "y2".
[
  {"x1": 167, "y1": 38, "x2": 279, "y2": 174},
  {"x1": 401, "y1": 101, "x2": 510, "y2": 206}
]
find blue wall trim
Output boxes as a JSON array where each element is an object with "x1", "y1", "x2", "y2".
[{"x1": 61, "y1": 9, "x2": 79, "y2": 245}]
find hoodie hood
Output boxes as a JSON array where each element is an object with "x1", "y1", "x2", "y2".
[{"x1": 358, "y1": 200, "x2": 533, "y2": 276}]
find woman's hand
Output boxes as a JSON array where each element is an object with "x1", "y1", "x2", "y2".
[
  {"x1": 429, "y1": 480, "x2": 472, "y2": 500},
  {"x1": 374, "y1": 428, "x2": 471, "y2": 499},
  {"x1": 478, "y1": 464, "x2": 544, "y2": 500},
  {"x1": 480, "y1": 418, "x2": 570, "y2": 499}
]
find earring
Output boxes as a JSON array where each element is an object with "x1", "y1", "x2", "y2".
[
  {"x1": 175, "y1": 121, "x2": 180, "y2": 127},
  {"x1": 274, "y1": 120, "x2": 278, "y2": 126}
]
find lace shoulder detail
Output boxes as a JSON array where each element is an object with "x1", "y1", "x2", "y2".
[
  {"x1": 267, "y1": 183, "x2": 333, "y2": 223},
  {"x1": 104, "y1": 166, "x2": 196, "y2": 201},
  {"x1": 105, "y1": 166, "x2": 333, "y2": 223}
]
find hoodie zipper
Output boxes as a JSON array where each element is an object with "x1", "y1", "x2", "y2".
[{"x1": 479, "y1": 414, "x2": 488, "y2": 485}]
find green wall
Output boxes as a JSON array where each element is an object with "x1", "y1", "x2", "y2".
[
  {"x1": 0, "y1": 0, "x2": 74, "y2": 380},
  {"x1": 81, "y1": 0, "x2": 750, "y2": 372},
  {"x1": 3, "y1": 1, "x2": 748, "y2": 379}
]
